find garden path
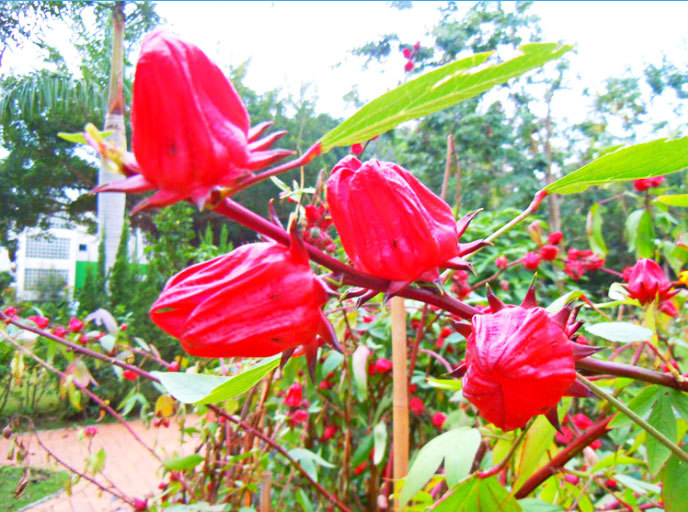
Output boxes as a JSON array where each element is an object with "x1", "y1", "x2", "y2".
[{"x1": 0, "y1": 417, "x2": 200, "y2": 511}]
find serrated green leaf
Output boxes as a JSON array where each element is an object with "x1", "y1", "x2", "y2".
[
  {"x1": 545, "y1": 136, "x2": 688, "y2": 195},
  {"x1": 646, "y1": 392, "x2": 677, "y2": 475},
  {"x1": 163, "y1": 454, "x2": 204, "y2": 471},
  {"x1": 663, "y1": 449, "x2": 688, "y2": 512},
  {"x1": 609, "y1": 385, "x2": 661, "y2": 428},
  {"x1": 319, "y1": 43, "x2": 571, "y2": 152},
  {"x1": 584, "y1": 322, "x2": 653, "y2": 343},
  {"x1": 657, "y1": 194, "x2": 688, "y2": 207},
  {"x1": 670, "y1": 390, "x2": 688, "y2": 423},
  {"x1": 373, "y1": 422, "x2": 387, "y2": 466},
  {"x1": 586, "y1": 203, "x2": 608, "y2": 256}
]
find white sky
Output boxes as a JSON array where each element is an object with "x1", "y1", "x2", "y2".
[{"x1": 2, "y1": 1, "x2": 687, "y2": 129}]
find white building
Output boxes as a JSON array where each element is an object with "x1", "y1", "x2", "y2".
[{"x1": 13, "y1": 219, "x2": 146, "y2": 301}]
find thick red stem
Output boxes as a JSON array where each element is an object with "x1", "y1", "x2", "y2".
[
  {"x1": 212, "y1": 198, "x2": 481, "y2": 320},
  {"x1": 514, "y1": 417, "x2": 612, "y2": 499},
  {"x1": 576, "y1": 357, "x2": 688, "y2": 391}
]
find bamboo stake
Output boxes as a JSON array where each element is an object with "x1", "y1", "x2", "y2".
[
  {"x1": 391, "y1": 296, "x2": 409, "y2": 511},
  {"x1": 261, "y1": 471, "x2": 272, "y2": 512}
]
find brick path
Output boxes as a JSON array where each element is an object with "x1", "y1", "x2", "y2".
[{"x1": 0, "y1": 418, "x2": 200, "y2": 512}]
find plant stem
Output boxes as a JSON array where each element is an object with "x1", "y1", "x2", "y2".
[
  {"x1": 485, "y1": 190, "x2": 548, "y2": 245},
  {"x1": 576, "y1": 374, "x2": 688, "y2": 466},
  {"x1": 576, "y1": 356, "x2": 688, "y2": 391},
  {"x1": 514, "y1": 415, "x2": 611, "y2": 499},
  {"x1": 212, "y1": 198, "x2": 482, "y2": 320}
]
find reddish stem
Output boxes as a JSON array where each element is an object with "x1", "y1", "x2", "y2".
[
  {"x1": 212, "y1": 198, "x2": 481, "y2": 320},
  {"x1": 576, "y1": 357, "x2": 688, "y2": 391},
  {"x1": 514, "y1": 417, "x2": 612, "y2": 499}
]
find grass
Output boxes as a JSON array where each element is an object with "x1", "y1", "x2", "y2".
[{"x1": 0, "y1": 465, "x2": 68, "y2": 511}]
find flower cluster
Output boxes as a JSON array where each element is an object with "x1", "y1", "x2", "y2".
[
  {"x1": 402, "y1": 41, "x2": 421, "y2": 72},
  {"x1": 633, "y1": 176, "x2": 665, "y2": 192},
  {"x1": 302, "y1": 203, "x2": 337, "y2": 253}
]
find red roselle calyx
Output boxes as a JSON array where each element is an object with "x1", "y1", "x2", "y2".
[
  {"x1": 150, "y1": 227, "x2": 336, "y2": 362},
  {"x1": 326, "y1": 156, "x2": 484, "y2": 288},
  {"x1": 461, "y1": 286, "x2": 599, "y2": 431},
  {"x1": 94, "y1": 31, "x2": 292, "y2": 213},
  {"x1": 625, "y1": 258, "x2": 677, "y2": 305}
]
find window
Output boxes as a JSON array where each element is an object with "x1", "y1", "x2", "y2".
[
  {"x1": 26, "y1": 236, "x2": 70, "y2": 259},
  {"x1": 24, "y1": 269, "x2": 69, "y2": 291},
  {"x1": 79, "y1": 244, "x2": 87, "y2": 252}
]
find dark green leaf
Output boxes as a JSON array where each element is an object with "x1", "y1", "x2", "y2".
[
  {"x1": 670, "y1": 390, "x2": 688, "y2": 423},
  {"x1": 646, "y1": 392, "x2": 677, "y2": 475},
  {"x1": 609, "y1": 385, "x2": 661, "y2": 428},
  {"x1": 351, "y1": 433, "x2": 374, "y2": 468},
  {"x1": 663, "y1": 449, "x2": 688, "y2": 512},
  {"x1": 545, "y1": 136, "x2": 688, "y2": 195},
  {"x1": 319, "y1": 43, "x2": 571, "y2": 152}
]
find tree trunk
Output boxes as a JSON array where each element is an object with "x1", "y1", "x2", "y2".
[
  {"x1": 98, "y1": 1, "x2": 127, "y2": 272},
  {"x1": 543, "y1": 86, "x2": 562, "y2": 233}
]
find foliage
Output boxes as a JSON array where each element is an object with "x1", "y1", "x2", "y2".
[{"x1": 0, "y1": 465, "x2": 69, "y2": 511}]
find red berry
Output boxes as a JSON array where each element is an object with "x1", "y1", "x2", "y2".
[{"x1": 123, "y1": 370, "x2": 138, "y2": 381}]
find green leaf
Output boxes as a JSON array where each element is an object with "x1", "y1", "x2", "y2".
[
  {"x1": 646, "y1": 392, "x2": 677, "y2": 475},
  {"x1": 657, "y1": 194, "x2": 688, "y2": 207},
  {"x1": 586, "y1": 203, "x2": 608, "y2": 256},
  {"x1": 626, "y1": 209, "x2": 644, "y2": 253},
  {"x1": 199, "y1": 357, "x2": 279, "y2": 404},
  {"x1": 400, "y1": 428, "x2": 481, "y2": 506},
  {"x1": 85, "y1": 448, "x2": 106, "y2": 475},
  {"x1": 434, "y1": 477, "x2": 522, "y2": 512},
  {"x1": 590, "y1": 453, "x2": 643, "y2": 472},
  {"x1": 296, "y1": 488, "x2": 314, "y2": 512},
  {"x1": 444, "y1": 428, "x2": 481, "y2": 488},
  {"x1": 663, "y1": 450, "x2": 688, "y2": 512},
  {"x1": 609, "y1": 385, "x2": 661, "y2": 428},
  {"x1": 635, "y1": 210, "x2": 656, "y2": 259},
  {"x1": 545, "y1": 291, "x2": 584, "y2": 314},
  {"x1": 351, "y1": 433, "x2": 374, "y2": 468},
  {"x1": 519, "y1": 499, "x2": 565, "y2": 512},
  {"x1": 318, "y1": 43, "x2": 571, "y2": 152},
  {"x1": 57, "y1": 129, "x2": 114, "y2": 144},
  {"x1": 321, "y1": 351, "x2": 344, "y2": 377},
  {"x1": 514, "y1": 416, "x2": 555, "y2": 489},
  {"x1": 372, "y1": 422, "x2": 387, "y2": 466},
  {"x1": 163, "y1": 454, "x2": 204, "y2": 471},
  {"x1": 289, "y1": 448, "x2": 335, "y2": 469},
  {"x1": 150, "y1": 356, "x2": 278, "y2": 404},
  {"x1": 545, "y1": 136, "x2": 688, "y2": 195},
  {"x1": 99, "y1": 334, "x2": 116, "y2": 353},
  {"x1": 670, "y1": 390, "x2": 688, "y2": 423},
  {"x1": 614, "y1": 474, "x2": 661, "y2": 494},
  {"x1": 584, "y1": 322, "x2": 653, "y2": 343},
  {"x1": 351, "y1": 345, "x2": 370, "y2": 398}
]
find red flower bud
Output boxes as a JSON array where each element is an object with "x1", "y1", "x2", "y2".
[
  {"x1": 584, "y1": 254, "x2": 605, "y2": 270},
  {"x1": 95, "y1": 31, "x2": 292, "y2": 213},
  {"x1": 564, "y1": 260, "x2": 585, "y2": 281},
  {"x1": 606, "y1": 478, "x2": 618, "y2": 489},
  {"x1": 432, "y1": 411, "x2": 447, "y2": 429},
  {"x1": 462, "y1": 293, "x2": 580, "y2": 431},
  {"x1": 521, "y1": 252, "x2": 541, "y2": 271},
  {"x1": 547, "y1": 232, "x2": 563, "y2": 245},
  {"x1": 571, "y1": 413, "x2": 594, "y2": 430},
  {"x1": 322, "y1": 425, "x2": 338, "y2": 441},
  {"x1": 626, "y1": 259, "x2": 677, "y2": 305},
  {"x1": 84, "y1": 426, "x2": 97, "y2": 437},
  {"x1": 567, "y1": 248, "x2": 581, "y2": 261},
  {"x1": 354, "y1": 461, "x2": 368, "y2": 475},
  {"x1": 3, "y1": 306, "x2": 17, "y2": 317},
  {"x1": 495, "y1": 255, "x2": 509, "y2": 269},
  {"x1": 659, "y1": 300, "x2": 678, "y2": 317},
  {"x1": 555, "y1": 426, "x2": 574, "y2": 444},
  {"x1": 327, "y1": 156, "x2": 467, "y2": 283},
  {"x1": 402, "y1": 47, "x2": 413, "y2": 59},
  {"x1": 351, "y1": 143, "x2": 364, "y2": 155},
  {"x1": 284, "y1": 382, "x2": 303, "y2": 408},
  {"x1": 123, "y1": 370, "x2": 138, "y2": 381},
  {"x1": 150, "y1": 231, "x2": 334, "y2": 358},
  {"x1": 621, "y1": 266, "x2": 633, "y2": 282},
  {"x1": 539, "y1": 245, "x2": 558, "y2": 261},
  {"x1": 52, "y1": 326, "x2": 68, "y2": 338},
  {"x1": 289, "y1": 409, "x2": 309, "y2": 426},
  {"x1": 168, "y1": 361, "x2": 181, "y2": 372},
  {"x1": 564, "y1": 474, "x2": 580, "y2": 485},
  {"x1": 134, "y1": 498, "x2": 148, "y2": 512},
  {"x1": 409, "y1": 383, "x2": 417, "y2": 393},
  {"x1": 409, "y1": 397, "x2": 425, "y2": 416},
  {"x1": 633, "y1": 176, "x2": 665, "y2": 191},
  {"x1": 68, "y1": 317, "x2": 84, "y2": 332},
  {"x1": 28, "y1": 315, "x2": 50, "y2": 329},
  {"x1": 440, "y1": 327, "x2": 452, "y2": 338},
  {"x1": 404, "y1": 60, "x2": 414, "y2": 72},
  {"x1": 374, "y1": 358, "x2": 393, "y2": 373}
]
